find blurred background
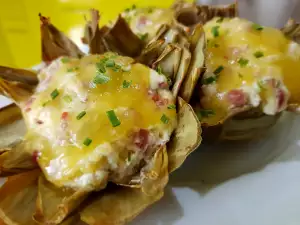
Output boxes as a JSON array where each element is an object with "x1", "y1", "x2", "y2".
[{"x1": 0, "y1": 0, "x2": 299, "y2": 68}]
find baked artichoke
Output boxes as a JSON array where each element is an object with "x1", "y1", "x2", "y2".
[{"x1": 0, "y1": 12, "x2": 201, "y2": 225}]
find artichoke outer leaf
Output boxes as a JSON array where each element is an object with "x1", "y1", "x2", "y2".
[
  {"x1": 282, "y1": 18, "x2": 300, "y2": 43},
  {"x1": 179, "y1": 24, "x2": 206, "y2": 102},
  {"x1": 0, "y1": 66, "x2": 38, "y2": 86},
  {"x1": 33, "y1": 175, "x2": 89, "y2": 225},
  {"x1": 80, "y1": 186, "x2": 163, "y2": 225},
  {"x1": 0, "y1": 169, "x2": 40, "y2": 225},
  {"x1": 167, "y1": 97, "x2": 202, "y2": 173},
  {"x1": 39, "y1": 14, "x2": 84, "y2": 63}
]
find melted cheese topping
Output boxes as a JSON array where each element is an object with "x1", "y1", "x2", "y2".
[
  {"x1": 21, "y1": 53, "x2": 176, "y2": 190},
  {"x1": 122, "y1": 7, "x2": 174, "y2": 42},
  {"x1": 201, "y1": 18, "x2": 300, "y2": 125}
]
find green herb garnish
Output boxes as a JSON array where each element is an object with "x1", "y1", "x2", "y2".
[
  {"x1": 197, "y1": 109, "x2": 215, "y2": 120},
  {"x1": 83, "y1": 138, "x2": 92, "y2": 146},
  {"x1": 138, "y1": 33, "x2": 149, "y2": 41},
  {"x1": 252, "y1": 23, "x2": 264, "y2": 31},
  {"x1": 96, "y1": 62, "x2": 106, "y2": 73},
  {"x1": 167, "y1": 104, "x2": 176, "y2": 110},
  {"x1": 156, "y1": 65, "x2": 163, "y2": 74},
  {"x1": 148, "y1": 7, "x2": 153, "y2": 13},
  {"x1": 202, "y1": 76, "x2": 217, "y2": 85},
  {"x1": 105, "y1": 60, "x2": 115, "y2": 67},
  {"x1": 238, "y1": 73, "x2": 244, "y2": 78},
  {"x1": 211, "y1": 26, "x2": 220, "y2": 37},
  {"x1": 123, "y1": 80, "x2": 132, "y2": 88},
  {"x1": 42, "y1": 100, "x2": 51, "y2": 107},
  {"x1": 254, "y1": 51, "x2": 264, "y2": 58},
  {"x1": 63, "y1": 95, "x2": 72, "y2": 103},
  {"x1": 106, "y1": 110, "x2": 121, "y2": 127},
  {"x1": 61, "y1": 57, "x2": 70, "y2": 63},
  {"x1": 50, "y1": 89, "x2": 59, "y2": 100},
  {"x1": 216, "y1": 17, "x2": 224, "y2": 23},
  {"x1": 238, "y1": 58, "x2": 249, "y2": 67},
  {"x1": 214, "y1": 65, "x2": 224, "y2": 75},
  {"x1": 93, "y1": 73, "x2": 110, "y2": 84},
  {"x1": 76, "y1": 111, "x2": 86, "y2": 120},
  {"x1": 160, "y1": 114, "x2": 170, "y2": 124},
  {"x1": 132, "y1": 4, "x2": 136, "y2": 9},
  {"x1": 214, "y1": 43, "x2": 220, "y2": 48},
  {"x1": 257, "y1": 81, "x2": 266, "y2": 90}
]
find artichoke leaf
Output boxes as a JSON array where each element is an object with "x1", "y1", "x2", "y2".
[
  {"x1": 282, "y1": 18, "x2": 300, "y2": 43},
  {"x1": 33, "y1": 176, "x2": 89, "y2": 225},
  {"x1": 0, "y1": 66, "x2": 38, "y2": 86},
  {"x1": 0, "y1": 169, "x2": 40, "y2": 225},
  {"x1": 137, "y1": 39, "x2": 166, "y2": 66},
  {"x1": 152, "y1": 44, "x2": 181, "y2": 81},
  {"x1": 167, "y1": 97, "x2": 202, "y2": 173},
  {"x1": 80, "y1": 186, "x2": 163, "y2": 225},
  {"x1": 179, "y1": 24, "x2": 205, "y2": 102},
  {"x1": 83, "y1": 9, "x2": 109, "y2": 55},
  {"x1": 0, "y1": 104, "x2": 22, "y2": 127},
  {"x1": 39, "y1": 14, "x2": 84, "y2": 63},
  {"x1": 0, "y1": 78, "x2": 33, "y2": 104},
  {"x1": 0, "y1": 142, "x2": 37, "y2": 176},
  {"x1": 104, "y1": 15, "x2": 144, "y2": 57},
  {"x1": 172, "y1": 46, "x2": 191, "y2": 98}
]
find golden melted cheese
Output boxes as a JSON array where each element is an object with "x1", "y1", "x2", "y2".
[
  {"x1": 122, "y1": 7, "x2": 174, "y2": 42},
  {"x1": 21, "y1": 53, "x2": 176, "y2": 189},
  {"x1": 201, "y1": 17, "x2": 300, "y2": 125}
]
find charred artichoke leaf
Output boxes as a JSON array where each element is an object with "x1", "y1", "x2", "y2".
[
  {"x1": 167, "y1": 97, "x2": 202, "y2": 173},
  {"x1": 282, "y1": 18, "x2": 300, "y2": 43},
  {"x1": 173, "y1": 1, "x2": 237, "y2": 31},
  {"x1": 172, "y1": 46, "x2": 191, "y2": 98},
  {"x1": 33, "y1": 176, "x2": 89, "y2": 225},
  {"x1": 104, "y1": 15, "x2": 144, "y2": 57},
  {"x1": 0, "y1": 104, "x2": 22, "y2": 126},
  {"x1": 0, "y1": 66, "x2": 38, "y2": 86},
  {"x1": 0, "y1": 169, "x2": 40, "y2": 225},
  {"x1": 83, "y1": 9, "x2": 110, "y2": 55},
  {"x1": 179, "y1": 24, "x2": 205, "y2": 102},
  {"x1": 39, "y1": 13, "x2": 84, "y2": 63},
  {"x1": 0, "y1": 104, "x2": 26, "y2": 149},
  {"x1": 80, "y1": 186, "x2": 163, "y2": 225},
  {"x1": 0, "y1": 78, "x2": 33, "y2": 104},
  {"x1": 137, "y1": 39, "x2": 166, "y2": 66},
  {"x1": 152, "y1": 44, "x2": 181, "y2": 82},
  {"x1": 0, "y1": 142, "x2": 37, "y2": 176}
]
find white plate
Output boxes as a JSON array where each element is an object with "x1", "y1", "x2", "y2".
[{"x1": 2, "y1": 0, "x2": 300, "y2": 224}]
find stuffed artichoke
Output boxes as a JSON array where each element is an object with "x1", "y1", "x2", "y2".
[{"x1": 0, "y1": 12, "x2": 201, "y2": 225}]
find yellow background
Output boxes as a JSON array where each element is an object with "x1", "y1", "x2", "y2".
[{"x1": 0, "y1": 0, "x2": 176, "y2": 68}]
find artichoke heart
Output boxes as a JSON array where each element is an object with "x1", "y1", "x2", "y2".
[
  {"x1": 20, "y1": 53, "x2": 177, "y2": 190},
  {"x1": 200, "y1": 17, "x2": 300, "y2": 126}
]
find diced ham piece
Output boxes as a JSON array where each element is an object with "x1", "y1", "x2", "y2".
[
  {"x1": 277, "y1": 89, "x2": 286, "y2": 111},
  {"x1": 32, "y1": 151, "x2": 40, "y2": 164},
  {"x1": 138, "y1": 16, "x2": 148, "y2": 26},
  {"x1": 227, "y1": 89, "x2": 248, "y2": 107},
  {"x1": 133, "y1": 129, "x2": 149, "y2": 150},
  {"x1": 61, "y1": 112, "x2": 69, "y2": 120}
]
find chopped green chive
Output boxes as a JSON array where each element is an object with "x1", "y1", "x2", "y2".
[
  {"x1": 76, "y1": 111, "x2": 86, "y2": 120},
  {"x1": 50, "y1": 89, "x2": 59, "y2": 100},
  {"x1": 132, "y1": 4, "x2": 136, "y2": 10},
  {"x1": 214, "y1": 65, "x2": 224, "y2": 75},
  {"x1": 123, "y1": 80, "x2": 132, "y2": 88},
  {"x1": 254, "y1": 51, "x2": 264, "y2": 58},
  {"x1": 160, "y1": 114, "x2": 170, "y2": 124},
  {"x1": 156, "y1": 65, "x2": 163, "y2": 74},
  {"x1": 96, "y1": 62, "x2": 106, "y2": 73},
  {"x1": 252, "y1": 23, "x2": 263, "y2": 31},
  {"x1": 211, "y1": 26, "x2": 220, "y2": 37},
  {"x1": 238, "y1": 73, "x2": 244, "y2": 78},
  {"x1": 138, "y1": 33, "x2": 149, "y2": 41},
  {"x1": 61, "y1": 57, "x2": 70, "y2": 63},
  {"x1": 42, "y1": 100, "x2": 51, "y2": 107},
  {"x1": 197, "y1": 109, "x2": 215, "y2": 120},
  {"x1": 93, "y1": 73, "x2": 110, "y2": 84},
  {"x1": 105, "y1": 60, "x2": 115, "y2": 67},
  {"x1": 125, "y1": 8, "x2": 130, "y2": 12},
  {"x1": 148, "y1": 7, "x2": 153, "y2": 13},
  {"x1": 63, "y1": 95, "x2": 72, "y2": 103},
  {"x1": 238, "y1": 58, "x2": 249, "y2": 67},
  {"x1": 83, "y1": 138, "x2": 92, "y2": 146},
  {"x1": 167, "y1": 104, "x2": 176, "y2": 110},
  {"x1": 214, "y1": 43, "x2": 220, "y2": 48},
  {"x1": 257, "y1": 81, "x2": 266, "y2": 90},
  {"x1": 106, "y1": 110, "x2": 121, "y2": 127},
  {"x1": 216, "y1": 17, "x2": 224, "y2": 23},
  {"x1": 202, "y1": 76, "x2": 217, "y2": 85}
]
